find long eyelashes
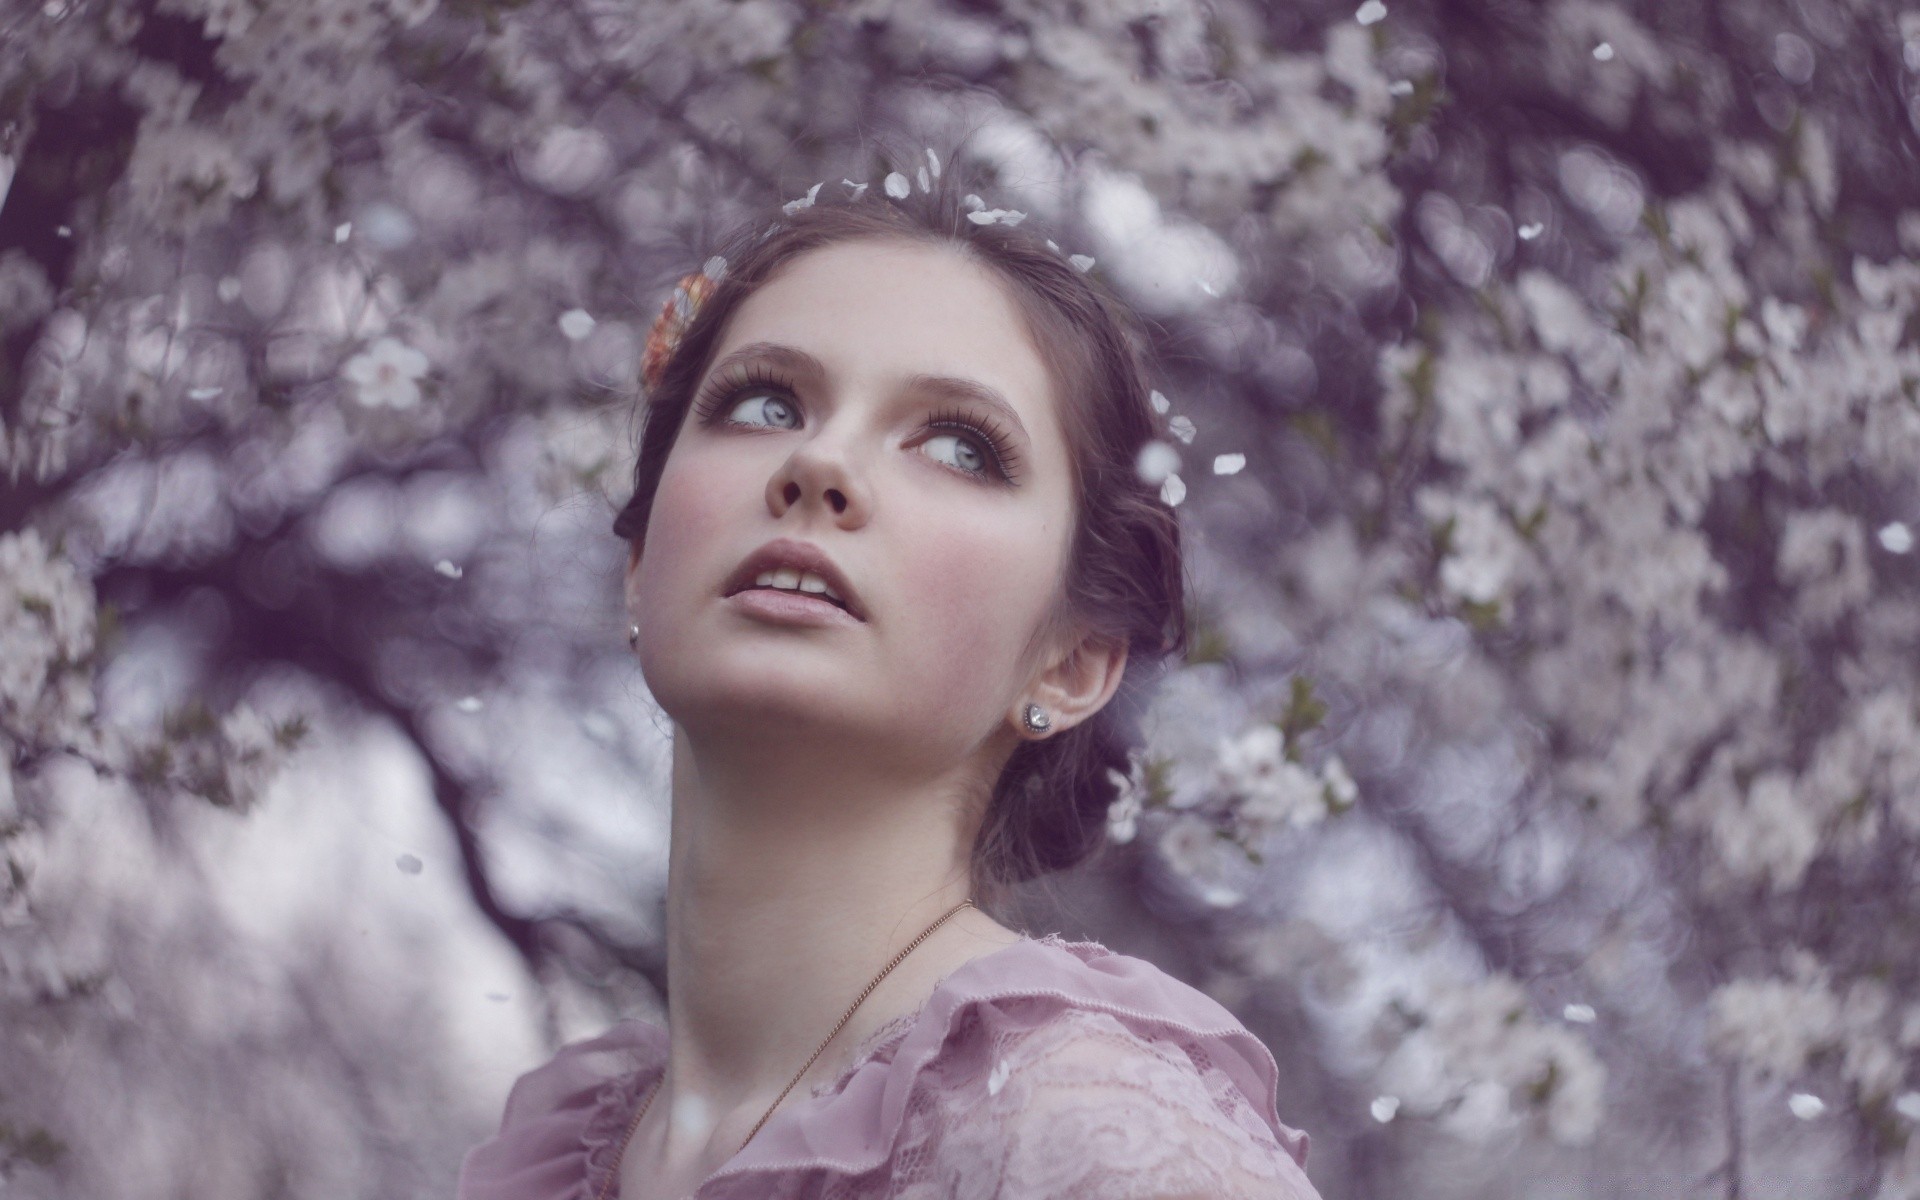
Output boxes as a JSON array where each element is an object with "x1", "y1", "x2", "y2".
[
  {"x1": 691, "y1": 364, "x2": 795, "y2": 424},
  {"x1": 690, "y1": 368, "x2": 1021, "y2": 485},
  {"x1": 923, "y1": 405, "x2": 1020, "y2": 483}
]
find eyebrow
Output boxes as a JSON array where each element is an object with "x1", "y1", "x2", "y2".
[{"x1": 706, "y1": 341, "x2": 1032, "y2": 443}]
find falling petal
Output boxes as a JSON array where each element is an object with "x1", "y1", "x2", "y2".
[
  {"x1": 1389, "y1": 79, "x2": 1414, "y2": 96},
  {"x1": 781, "y1": 181, "x2": 823, "y2": 215},
  {"x1": 396, "y1": 853, "x2": 424, "y2": 875},
  {"x1": 1894, "y1": 1093, "x2": 1920, "y2": 1121},
  {"x1": 703, "y1": 255, "x2": 728, "y2": 280},
  {"x1": 434, "y1": 559, "x2": 464, "y2": 579},
  {"x1": 1169, "y1": 415, "x2": 1197, "y2": 444},
  {"x1": 187, "y1": 386, "x2": 223, "y2": 401},
  {"x1": 965, "y1": 194, "x2": 987, "y2": 211},
  {"x1": 1878, "y1": 521, "x2": 1913, "y2": 553},
  {"x1": 1788, "y1": 1093, "x2": 1825, "y2": 1119},
  {"x1": 884, "y1": 172, "x2": 911, "y2": 199},
  {"x1": 1150, "y1": 390, "x2": 1171, "y2": 414},
  {"x1": 1593, "y1": 42, "x2": 1614, "y2": 60},
  {"x1": 1370, "y1": 1095, "x2": 1400, "y2": 1123},
  {"x1": 1161, "y1": 474, "x2": 1187, "y2": 507},
  {"x1": 916, "y1": 165, "x2": 930, "y2": 192},
  {"x1": 842, "y1": 178, "x2": 869, "y2": 200},
  {"x1": 1212, "y1": 453, "x2": 1246, "y2": 476},
  {"x1": 1070, "y1": 254, "x2": 1096, "y2": 272},
  {"x1": 925, "y1": 147, "x2": 941, "y2": 180},
  {"x1": 1135, "y1": 440, "x2": 1181, "y2": 484},
  {"x1": 558, "y1": 308, "x2": 596, "y2": 340},
  {"x1": 333, "y1": 222, "x2": 352, "y2": 243},
  {"x1": 1562, "y1": 1003, "x2": 1596, "y2": 1023},
  {"x1": 1519, "y1": 222, "x2": 1545, "y2": 240},
  {"x1": 1045, "y1": 239, "x2": 1061, "y2": 252},
  {"x1": 1198, "y1": 279, "x2": 1218, "y2": 296},
  {"x1": 1355, "y1": 0, "x2": 1386, "y2": 25},
  {"x1": 217, "y1": 276, "x2": 242, "y2": 302},
  {"x1": 455, "y1": 696, "x2": 483, "y2": 713}
]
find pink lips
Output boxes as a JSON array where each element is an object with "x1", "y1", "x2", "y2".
[{"x1": 722, "y1": 537, "x2": 867, "y2": 623}]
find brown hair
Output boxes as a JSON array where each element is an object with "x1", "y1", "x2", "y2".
[{"x1": 612, "y1": 166, "x2": 1186, "y2": 912}]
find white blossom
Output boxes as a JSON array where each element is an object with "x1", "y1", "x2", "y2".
[
  {"x1": 1105, "y1": 765, "x2": 1143, "y2": 844},
  {"x1": 1709, "y1": 771, "x2": 1820, "y2": 891},
  {"x1": 0, "y1": 529, "x2": 99, "y2": 747},
  {"x1": 1778, "y1": 509, "x2": 1872, "y2": 628},
  {"x1": 1708, "y1": 970, "x2": 1839, "y2": 1079},
  {"x1": 1155, "y1": 814, "x2": 1246, "y2": 907},
  {"x1": 1215, "y1": 725, "x2": 1328, "y2": 834},
  {"x1": 341, "y1": 337, "x2": 429, "y2": 409}
]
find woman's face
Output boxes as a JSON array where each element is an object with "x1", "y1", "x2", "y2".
[{"x1": 627, "y1": 238, "x2": 1078, "y2": 773}]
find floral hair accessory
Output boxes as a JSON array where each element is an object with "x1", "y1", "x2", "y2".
[{"x1": 641, "y1": 255, "x2": 725, "y2": 393}]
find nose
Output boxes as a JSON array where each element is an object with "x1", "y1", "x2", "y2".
[{"x1": 765, "y1": 430, "x2": 872, "y2": 528}]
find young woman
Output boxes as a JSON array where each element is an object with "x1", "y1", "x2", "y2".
[{"x1": 458, "y1": 165, "x2": 1322, "y2": 1200}]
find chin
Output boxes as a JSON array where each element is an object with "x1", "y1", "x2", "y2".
[{"x1": 643, "y1": 647, "x2": 864, "y2": 734}]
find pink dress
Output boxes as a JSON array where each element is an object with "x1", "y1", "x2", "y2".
[{"x1": 458, "y1": 933, "x2": 1323, "y2": 1199}]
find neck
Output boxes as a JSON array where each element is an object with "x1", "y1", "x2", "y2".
[{"x1": 656, "y1": 722, "x2": 1007, "y2": 1136}]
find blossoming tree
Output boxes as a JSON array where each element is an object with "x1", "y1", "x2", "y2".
[{"x1": 3, "y1": 0, "x2": 1916, "y2": 1196}]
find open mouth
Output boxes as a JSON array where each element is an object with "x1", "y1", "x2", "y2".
[
  {"x1": 739, "y1": 567, "x2": 852, "y2": 612},
  {"x1": 723, "y1": 539, "x2": 867, "y2": 621}
]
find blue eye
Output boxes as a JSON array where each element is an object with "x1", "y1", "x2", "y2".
[
  {"x1": 726, "y1": 393, "x2": 800, "y2": 429},
  {"x1": 921, "y1": 431, "x2": 988, "y2": 475}
]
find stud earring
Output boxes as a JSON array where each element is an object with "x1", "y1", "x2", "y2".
[
  {"x1": 627, "y1": 623, "x2": 641, "y2": 648},
  {"x1": 1021, "y1": 703, "x2": 1052, "y2": 734}
]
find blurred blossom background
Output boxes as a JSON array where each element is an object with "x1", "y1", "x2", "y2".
[{"x1": 3, "y1": 0, "x2": 1919, "y2": 1196}]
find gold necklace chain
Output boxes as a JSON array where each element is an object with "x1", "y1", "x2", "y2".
[{"x1": 593, "y1": 897, "x2": 975, "y2": 1200}]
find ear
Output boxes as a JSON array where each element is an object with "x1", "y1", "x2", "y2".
[{"x1": 1016, "y1": 631, "x2": 1128, "y2": 739}]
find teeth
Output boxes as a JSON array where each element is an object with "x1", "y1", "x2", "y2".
[{"x1": 749, "y1": 566, "x2": 846, "y2": 606}]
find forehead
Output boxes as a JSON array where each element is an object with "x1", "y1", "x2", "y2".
[{"x1": 717, "y1": 238, "x2": 1060, "y2": 425}]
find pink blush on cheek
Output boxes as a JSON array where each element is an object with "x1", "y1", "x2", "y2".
[
  {"x1": 899, "y1": 521, "x2": 1063, "y2": 705},
  {"x1": 629, "y1": 451, "x2": 740, "y2": 625}
]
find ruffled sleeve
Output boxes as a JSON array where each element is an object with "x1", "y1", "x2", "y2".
[
  {"x1": 698, "y1": 934, "x2": 1321, "y2": 1200},
  {"x1": 456, "y1": 1018, "x2": 664, "y2": 1200},
  {"x1": 927, "y1": 1005, "x2": 1321, "y2": 1198}
]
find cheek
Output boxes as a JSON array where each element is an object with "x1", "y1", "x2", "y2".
[
  {"x1": 898, "y1": 507, "x2": 1069, "y2": 693},
  {"x1": 630, "y1": 448, "x2": 734, "y2": 627}
]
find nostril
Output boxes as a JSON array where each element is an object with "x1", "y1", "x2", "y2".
[
  {"x1": 783, "y1": 481, "x2": 801, "y2": 505},
  {"x1": 827, "y1": 488, "x2": 847, "y2": 514}
]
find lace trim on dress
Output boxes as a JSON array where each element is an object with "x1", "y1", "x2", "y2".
[{"x1": 579, "y1": 1055, "x2": 660, "y2": 1199}]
